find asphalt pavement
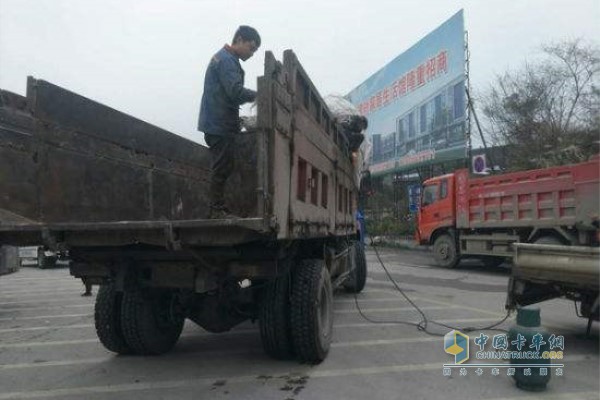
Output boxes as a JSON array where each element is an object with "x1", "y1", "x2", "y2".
[{"x1": 0, "y1": 247, "x2": 597, "y2": 400}]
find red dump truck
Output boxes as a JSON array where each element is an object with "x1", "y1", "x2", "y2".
[
  {"x1": 416, "y1": 157, "x2": 599, "y2": 267},
  {"x1": 416, "y1": 158, "x2": 600, "y2": 328},
  {"x1": 0, "y1": 50, "x2": 367, "y2": 363}
]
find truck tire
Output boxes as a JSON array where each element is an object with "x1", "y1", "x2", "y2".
[
  {"x1": 344, "y1": 242, "x2": 367, "y2": 293},
  {"x1": 94, "y1": 283, "x2": 132, "y2": 354},
  {"x1": 290, "y1": 259, "x2": 333, "y2": 364},
  {"x1": 433, "y1": 234, "x2": 460, "y2": 268},
  {"x1": 120, "y1": 288, "x2": 184, "y2": 355},
  {"x1": 259, "y1": 273, "x2": 294, "y2": 360}
]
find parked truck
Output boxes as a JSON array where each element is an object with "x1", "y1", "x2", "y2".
[
  {"x1": 416, "y1": 157, "x2": 599, "y2": 268},
  {"x1": 0, "y1": 50, "x2": 367, "y2": 363},
  {"x1": 416, "y1": 158, "x2": 600, "y2": 328}
]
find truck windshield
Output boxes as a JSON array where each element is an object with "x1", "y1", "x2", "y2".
[{"x1": 422, "y1": 184, "x2": 438, "y2": 207}]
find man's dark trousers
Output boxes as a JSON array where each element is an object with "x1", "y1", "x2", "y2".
[{"x1": 205, "y1": 133, "x2": 235, "y2": 210}]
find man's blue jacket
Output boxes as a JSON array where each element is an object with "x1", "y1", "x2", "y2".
[{"x1": 198, "y1": 46, "x2": 256, "y2": 135}]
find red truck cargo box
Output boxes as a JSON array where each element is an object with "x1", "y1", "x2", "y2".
[{"x1": 456, "y1": 157, "x2": 600, "y2": 229}]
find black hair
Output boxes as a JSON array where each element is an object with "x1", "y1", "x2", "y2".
[{"x1": 233, "y1": 25, "x2": 261, "y2": 48}]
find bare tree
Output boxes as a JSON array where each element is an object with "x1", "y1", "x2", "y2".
[{"x1": 482, "y1": 39, "x2": 599, "y2": 170}]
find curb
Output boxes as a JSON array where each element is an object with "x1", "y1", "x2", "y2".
[{"x1": 366, "y1": 240, "x2": 431, "y2": 253}]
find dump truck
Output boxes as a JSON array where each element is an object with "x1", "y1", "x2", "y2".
[
  {"x1": 0, "y1": 50, "x2": 367, "y2": 363},
  {"x1": 416, "y1": 158, "x2": 600, "y2": 329},
  {"x1": 416, "y1": 157, "x2": 599, "y2": 267}
]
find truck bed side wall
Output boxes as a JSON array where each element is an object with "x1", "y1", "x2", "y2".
[
  {"x1": 0, "y1": 79, "x2": 258, "y2": 226},
  {"x1": 258, "y1": 51, "x2": 357, "y2": 240},
  {"x1": 455, "y1": 158, "x2": 600, "y2": 230}
]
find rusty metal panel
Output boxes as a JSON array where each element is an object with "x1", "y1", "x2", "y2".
[
  {"x1": 0, "y1": 94, "x2": 41, "y2": 224},
  {"x1": 26, "y1": 78, "x2": 206, "y2": 168},
  {"x1": 259, "y1": 50, "x2": 357, "y2": 239},
  {"x1": 0, "y1": 49, "x2": 359, "y2": 247},
  {"x1": 0, "y1": 217, "x2": 269, "y2": 248},
  {"x1": 0, "y1": 78, "x2": 261, "y2": 229},
  {"x1": 257, "y1": 52, "x2": 288, "y2": 237},
  {"x1": 271, "y1": 130, "x2": 291, "y2": 237}
]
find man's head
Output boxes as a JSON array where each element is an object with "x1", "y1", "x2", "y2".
[{"x1": 231, "y1": 25, "x2": 261, "y2": 61}]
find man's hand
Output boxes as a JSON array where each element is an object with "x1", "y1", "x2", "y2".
[{"x1": 240, "y1": 116, "x2": 257, "y2": 133}]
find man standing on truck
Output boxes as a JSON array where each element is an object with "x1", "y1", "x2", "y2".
[{"x1": 198, "y1": 26, "x2": 261, "y2": 219}]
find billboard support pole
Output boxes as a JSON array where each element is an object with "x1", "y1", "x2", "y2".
[
  {"x1": 465, "y1": 29, "x2": 472, "y2": 170},
  {"x1": 466, "y1": 87, "x2": 496, "y2": 171}
]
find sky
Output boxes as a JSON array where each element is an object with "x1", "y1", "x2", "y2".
[{"x1": 0, "y1": 0, "x2": 598, "y2": 145}]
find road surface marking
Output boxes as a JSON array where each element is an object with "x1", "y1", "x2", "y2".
[
  {"x1": 0, "y1": 304, "x2": 92, "y2": 313},
  {"x1": 0, "y1": 298, "x2": 94, "y2": 306},
  {"x1": 0, "y1": 356, "x2": 593, "y2": 399},
  {"x1": 0, "y1": 277, "x2": 73, "y2": 282},
  {"x1": 0, "y1": 313, "x2": 91, "y2": 322},
  {"x1": 0, "y1": 308, "x2": 478, "y2": 334},
  {"x1": 366, "y1": 287, "x2": 506, "y2": 317},
  {"x1": 0, "y1": 289, "x2": 84, "y2": 298},
  {"x1": 0, "y1": 338, "x2": 100, "y2": 349},
  {"x1": 0, "y1": 348, "x2": 590, "y2": 372},
  {"x1": 0, "y1": 337, "x2": 441, "y2": 370},
  {"x1": 334, "y1": 296, "x2": 420, "y2": 304},
  {"x1": 0, "y1": 324, "x2": 94, "y2": 333},
  {"x1": 0, "y1": 317, "x2": 506, "y2": 348},
  {"x1": 334, "y1": 305, "x2": 455, "y2": 313},
  {"x1": 331, "y1": 337, "x2": 439, "y2": 347}
]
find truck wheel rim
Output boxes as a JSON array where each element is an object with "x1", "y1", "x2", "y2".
[
  {"x1": 318, "y1": 284, "x2": 332, "y2": 339},
  {"x1": 439, "y1": 244, "x2": 449, "y2": 259}
]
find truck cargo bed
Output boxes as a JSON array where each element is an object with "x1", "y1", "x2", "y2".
[
  {"x1": 0, "y1": 217, "x2": 270, "y2": 247},
  {"x1": 1, "y1": 50, "x2": 359, "y2": 250},
  {"x1": 0, "y1": 78, "x2": 262, "y2": 247},
  {"x1": 455, "y1": 158, "x2": 599, "y2": 229}
]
